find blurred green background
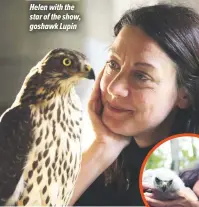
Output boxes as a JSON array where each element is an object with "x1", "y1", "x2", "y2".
[{"x1": 145, "y1": 136, "x2": 199, "y2": 173}]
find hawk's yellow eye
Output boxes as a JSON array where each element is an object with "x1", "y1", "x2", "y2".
[{"x1": 63, "y1": 58, "x2": 72, "y2": 66}]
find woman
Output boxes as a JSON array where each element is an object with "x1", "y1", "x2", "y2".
[
  {"x1": 70, "y1": 4, "x2": 199, "y2": 206},
  {"x1": 180, "y1": 164, "x2": 199, "y2": 199}
]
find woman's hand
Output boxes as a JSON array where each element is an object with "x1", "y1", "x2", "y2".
[
  {"x1": 68, "y1": 69, "x2": 132, "y2": 206},
  {"x1": 144, "y1": 186, "x2": 199, "y2": 207},
  {"x1": 88, "y1": 68, "x2": 131, "y2": 153}
]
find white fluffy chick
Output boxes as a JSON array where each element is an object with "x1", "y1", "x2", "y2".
[{"x1": 142, "y1": 168, "x2": 185, "y2": 200}]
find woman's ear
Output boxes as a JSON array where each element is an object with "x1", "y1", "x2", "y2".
[{"x1": 176, "y1": 88, "x2": 189, "y2": 109}]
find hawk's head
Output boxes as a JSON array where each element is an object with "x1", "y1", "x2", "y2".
[
  {"x1": 40, "y1": 48, "x2": 95, "y2": 81},
  {"x1": 18, "y1": 48, "x2": 95, "y2": 104}
]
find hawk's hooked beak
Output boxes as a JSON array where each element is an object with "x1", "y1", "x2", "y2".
[
  {"x1": 85, "y1": 65, "x2": 95, "y2": 80},
  {"x1": 87, "y1": 69, "x2": 95, "y2": 80}
]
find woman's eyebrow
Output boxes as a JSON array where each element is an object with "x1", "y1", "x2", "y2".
[
  {"x1": 108, "y1": 48, "x2": 121, "y2": 61},
  {"x1": 108, "y1": 48, "x2": 157, "y2": 70},
  {"x1": 134, "y1": 62, "x2": 156, "y2": 70}
]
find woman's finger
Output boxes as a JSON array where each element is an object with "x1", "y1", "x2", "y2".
[
  {"x1": 145, "y1": 197, "x2": 168, "y2": 207},
  {"x1": 87, "y1": 68, "x2": 106, "y2": 130},
  {"x1": 88, "y1": 68, "x2": 104, "y2": 114},
  {"x1": 144, "y1": 192, "x2": 155, "y2": 198},
  {"x1": 89, "y1": 68, "x2": 104, "y2": 102},
  {"x1": 142, "y1": 183, "x2": 154, "y2": 190},
  {"x1": 145, "y1": 196, "x2": 189, "y2": 207},
  {"x1": 178, "y1": 187, "x2": 198, "y2": 201}
]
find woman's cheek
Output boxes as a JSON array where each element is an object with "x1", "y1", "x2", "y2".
[
  {"x1": 133, "y1": 90, "x2": 150, "y2": 106},
  {"x1": 193, "y1": 180, "x2": 199, "y2": 197}
]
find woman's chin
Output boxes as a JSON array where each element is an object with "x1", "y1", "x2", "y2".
[{"x1": 102, "y1": 115, "x2": 134, "y2": 137}]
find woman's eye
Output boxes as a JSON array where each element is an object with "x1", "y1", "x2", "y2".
[
  {"x1": 134, "y1": 72, "x2": 150, "y2": 82},
  {"x1": 155, "y1": 177, "x2": 161, "y2": 184},
  {"x1": 107, "y1": 60, "x2": 120, "y2": 70}
]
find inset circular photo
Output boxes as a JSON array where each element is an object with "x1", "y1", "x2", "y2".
[{"x1": 139, "y1": 133, "x2": 199, "y2": 207}]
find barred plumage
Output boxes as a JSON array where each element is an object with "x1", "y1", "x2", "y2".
[{"x1": 0, "y1": 48, "x2": 95, "y2": 206}]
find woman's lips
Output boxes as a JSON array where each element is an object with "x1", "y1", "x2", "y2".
[{"x1": 106, "y1": 102, "x2": 133, "y2": 113}]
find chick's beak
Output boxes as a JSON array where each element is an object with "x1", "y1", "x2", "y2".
[{"x1": 162, "y1": 185, "x2": 166, "y2": 192}]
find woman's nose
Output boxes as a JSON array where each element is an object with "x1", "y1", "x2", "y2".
[{"x1": 107, "y1": 74, "x2": 129, "y2": 98}]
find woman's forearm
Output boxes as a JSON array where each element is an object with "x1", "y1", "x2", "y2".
[{"x1": 68, "y1": 140, "x2": 123, "y2": 206}]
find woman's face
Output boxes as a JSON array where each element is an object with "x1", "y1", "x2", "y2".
[
  {"x1": 100, "y1": 26, "x2": 182, "y2": 140},
  {"x1": 193, "y1": 180, "x2": 199, "y2": 198}
]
